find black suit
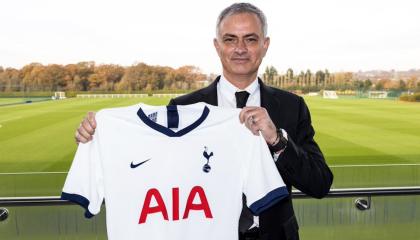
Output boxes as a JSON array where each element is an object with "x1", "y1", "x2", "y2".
[{"x1": 169, "y1": 77, "x2": 333, "y2": 240}]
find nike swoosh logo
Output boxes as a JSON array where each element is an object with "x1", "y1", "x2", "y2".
[{"x1": 130, "y1": 159, "x2": 151, "y2": 169}]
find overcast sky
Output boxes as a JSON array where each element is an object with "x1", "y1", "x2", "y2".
[{"x1": 1, "y1": 0, "x2": 419, "y2": 74}]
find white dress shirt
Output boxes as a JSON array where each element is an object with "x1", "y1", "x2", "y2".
[{"x1": 217, "y1": 75, "x2": 260, "y2": 108}]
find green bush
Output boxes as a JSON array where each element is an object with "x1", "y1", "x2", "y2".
[{"x1": 399, "y1": 93, "x2": 420, "y2": 102}]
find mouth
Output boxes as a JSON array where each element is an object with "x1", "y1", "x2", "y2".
[{"x1": 231, "y1": 58, "x2": 249, "y2": 63}]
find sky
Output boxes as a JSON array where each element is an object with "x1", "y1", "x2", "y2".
[{"x1": 1, "y1": 0, "x2": 419, "y2": 74}]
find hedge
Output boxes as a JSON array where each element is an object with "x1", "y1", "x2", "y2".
[{"x1": 399, "y1": 93, "x2": 420, "y2": 102}]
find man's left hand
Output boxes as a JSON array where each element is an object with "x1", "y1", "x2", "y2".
[{"x1": 239, "y1": 106, "x2": 278, "y2": 144}]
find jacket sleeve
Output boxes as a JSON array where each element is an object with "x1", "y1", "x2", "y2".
[{"x1": 276, "y1": 97, "x2": 333, "y2": 198}]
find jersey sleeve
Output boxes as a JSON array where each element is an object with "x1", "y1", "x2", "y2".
[
  {"x1": 243, "y1": 134, "x2": 289, "y2": 216},
  {"x1": 61, "y1": 123, "x2": 104, "y2": 218}
]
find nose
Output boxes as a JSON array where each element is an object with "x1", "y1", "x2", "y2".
[{"x1": 234, "y1": 40, "x2": 247, "y2": 54}]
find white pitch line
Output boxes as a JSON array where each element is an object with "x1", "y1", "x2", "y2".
[
  {"x1": 330, "y1": 163, "x2": 420, "y2": 168},
  {"x1": 0, "y1": 171, "x2": 67, "y2": 175},
  {"x1": 0, "y1": 116, "x2": 22, "y2": 123}
]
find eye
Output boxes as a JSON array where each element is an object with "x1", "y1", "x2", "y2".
[
  {"x1": 246, "y1": 38, "x2": 258, "y2": 43},
  {"x1": 224, "y1": 38, "x2": 234, "y2": 42}
]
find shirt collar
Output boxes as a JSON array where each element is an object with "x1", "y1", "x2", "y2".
[{"x1": 219, "y1": 75, "x2": 259, "y2": 97}]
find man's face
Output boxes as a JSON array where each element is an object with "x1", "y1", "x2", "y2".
[{"x1": 214, "y1": 13, "x2": 270, "y2": 79}]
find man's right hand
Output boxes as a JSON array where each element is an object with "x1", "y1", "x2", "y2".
[{"x1": 75, "y1": 112, "x2": 97, "y2": 144}]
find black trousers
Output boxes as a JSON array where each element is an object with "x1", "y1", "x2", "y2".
[{"x1": 239, "y1": 227, "x2": 260, "y2": 240}]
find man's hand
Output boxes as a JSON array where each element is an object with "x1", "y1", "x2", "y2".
[
  {"x1": 239, "y1": 107, "x2": 278, "y2": 145},
  {"x1": 75, "y1": 112, "x2": 97, "y2": 144}
]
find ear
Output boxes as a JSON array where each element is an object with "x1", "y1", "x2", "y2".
[
  {"x1": 213, "y1": 38, "x2": 222, "y2": 57},
  {"x1": 262, "y1": 37, "x2": 270, "y2": 57}
]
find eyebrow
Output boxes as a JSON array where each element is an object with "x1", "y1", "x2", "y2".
[
  {"x1": 222, "y1": 34, "x2": 237, "y2": 38},
  {"x1": 244, "y1": 33, "x2": 260, "y2": 39},
  {"x1": 222, "y1": 33, "x2": 260, "y2": 39}
]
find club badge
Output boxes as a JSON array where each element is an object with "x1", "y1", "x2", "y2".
[{"x1": 202, "y1": 146, "x2": 214, "y2": 173}]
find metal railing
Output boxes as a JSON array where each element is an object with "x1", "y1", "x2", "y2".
[
  {"x1": 293, "y1": 186, "x2": 420, "y2": 198},
  {"x1": 1, "y1": 187, "x2": 419, "y2": 239},
  {"x1": 1, "y1": 186, "x2": 419, "y2": 207}
]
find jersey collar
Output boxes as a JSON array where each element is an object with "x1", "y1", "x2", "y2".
[{"x1": 137, "y1": 104, "x2": 210, "y2": 137}]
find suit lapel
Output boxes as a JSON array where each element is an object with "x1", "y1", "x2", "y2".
[
  {"x1": 259, "y1": 78, "x2": 276, "y2": 111},
  {"x1": 259, "y1": 78, "x2": 281, "y2": 126},
  {"x1": 199, "y1": 76, "x2": 220, "y2": 106}
]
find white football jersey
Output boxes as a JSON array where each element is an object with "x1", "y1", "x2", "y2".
[{"x1": 62, "y1": 102, "x2": 288, "y2": 240}]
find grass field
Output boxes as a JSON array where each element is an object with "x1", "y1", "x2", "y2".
[
  {"x1": 1, "y1": 96, "x2": 419, "y2": 239},
  {"x1": 0, "y1": 96, "x2": 419, "y2": 196},
  {"x1": 0, "y1": 98, "x2": 26, "y2": 105},
  {"x1": 0, "y1": 97, "x2": 171, "y2": 196},
  {"x1": 0, "y1": 97, "x2": 52, "y2": 106}
]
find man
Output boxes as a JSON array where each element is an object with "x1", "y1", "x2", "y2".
[{"x1": 75, "y1": 3, "x2": 333, "y2": 240}]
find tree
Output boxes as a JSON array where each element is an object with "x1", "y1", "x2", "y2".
[
  {"x1": 298, "y1": 71, "x2": 305, "y2": 86},
  {"x1": 91, "y1": 64, "x2": 124, "y2": 91},
  {"x1": 44, "y1": 64, "x2": 66, "y2": 91},
  {"x1": 353, "y1": 80, "x2": 364, "y2": 91},
  {"x1": 334, "y1": 72, "x2": 353, "y2": 89},
  {"x1": 173, "y1": 66, "x2": 206, "y2": 90},
  {"x1": 375, "y1": 79, "x2": 392, "y2": 90},
  {"x1": 0, "y1": 68, "x2": 21, "y2": 91},
  {"x1": 406, "y1": 76, "x2": 417, "y2": 91},
  {"x1": 88, "y1": 73, "x2": 101, "y2": 90},
  {"x1": 325, "y1": 69, "x2": 331, "y2": 85},
  {"x1": 305, "y1": 69, "x2": 312, "y2": 86},
  {"x1": 0, "y1": 61, "x2": 206, "y2": 92},
  {"x1": 117, "y1": 63, "x2": 150, "y2": 91},
  {"x1": 20, "y1": 63, "x2": 42, "y2": 91},
  {"x1": 397, "y1": 80, "x2": 407, "y2": 91},
  {"x1": 315, "y1": 70, "x2": 325, "y2": 86},
  {"x1": 75, "y1": 62, "x2": 95, "y2": 91},
  {"x1": 264, "y1": 66, "x2": 278, "y2": 85},
  {"x1": 286, "y1": 68, "x2": 294, "y2": 80},
  {"x1": 364, "y1": 79, "x2": 372, "y2": 91}
]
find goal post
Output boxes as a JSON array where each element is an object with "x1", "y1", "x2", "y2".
[
  {"x1": 368, "y1": 91, "x2": 388, "y2": 99},
  {"x1": 53, "y1": 92, "x2": 66, "y2": 100},
  {"x1": 323, "y1": 90, "x2": 338, "y2": 99}
]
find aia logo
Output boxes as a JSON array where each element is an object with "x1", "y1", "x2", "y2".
[
  {"x1": 139, "y1": 186, "x2": 213, "y2": 224},
  {"x1": 202, "y1": 146, "x2": 214, "y2": 173}
]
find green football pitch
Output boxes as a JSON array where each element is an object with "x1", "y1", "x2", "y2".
[
  {"x1": 0, "y1": 97, "x2": 50, "y2": 106},
  {"x1": 0, "y1": 96, "x2": 419, "y2": 197},
  {"x1": 1, "y1": 96, "x2": 420, "y2": 240},
  {"x1": 0, "y1": 98, "x2": 27, "y2": 105}
]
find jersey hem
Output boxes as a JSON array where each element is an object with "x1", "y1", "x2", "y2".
[
  {"x1": 61, "y1": 192, "x2": 95, "y2": 218},
  {"x1": 249, "y1": 187, "x2": 289, "y2": 215}
]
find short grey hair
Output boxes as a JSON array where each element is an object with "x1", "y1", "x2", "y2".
[{"x1": 216, "y1": 3, "x2": 268, "y2": 37}]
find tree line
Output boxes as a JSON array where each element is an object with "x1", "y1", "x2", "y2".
[
  {"x1": 0, "y1": 62, "x2": 207, "y2": 92},
  {"x1": 264, "y1": 66, "x2": 420, "y2": 93},
  {"x1": 1, "y1": 62, "x2": 419, "y2": 94}
]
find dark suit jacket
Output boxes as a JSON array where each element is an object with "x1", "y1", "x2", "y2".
[{"x1": 169, "y1": 76, "x2": 333, "y2": 240}]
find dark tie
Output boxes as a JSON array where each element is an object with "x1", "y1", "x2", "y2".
[
  {"x1": 235, "y1": 91, "x2": 250, "y2": 108},
  {"x1": 235, "y1": 91, "x2": 254, "y2": 234}
]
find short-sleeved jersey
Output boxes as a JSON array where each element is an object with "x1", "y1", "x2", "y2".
[{"x1": 62, "y1": 102, "x2": 288, "y2": 240}]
